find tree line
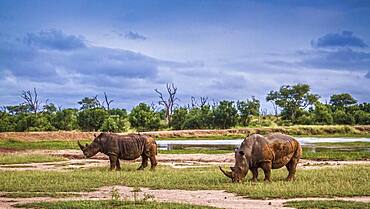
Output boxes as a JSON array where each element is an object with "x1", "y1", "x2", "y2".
[{"x1": 0, "y1": 84, "x2": 369, "y2": 132}]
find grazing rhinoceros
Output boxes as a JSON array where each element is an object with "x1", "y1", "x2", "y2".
[
  {"x1": 78, "y1": 133, "x2": 157, "y2": 171},
  {"x1": 219, "y1": 133, "x2": 302, "y2": 182}
]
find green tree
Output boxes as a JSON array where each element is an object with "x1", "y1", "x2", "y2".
[
  {"x1": 52, "y1": 108, "x2": 79, "y2": 130},
  {"x1": 6, "y1": 105, "x2": 29, "y2": 115},
  {"x1": 77, "y1": 108, "x2": 108, "y2": 131},
  {"x1": 329, "y1": 93, "x2": 357, "y2": 110},
  {"x1": 78, "y1": 96, "x2": 101, "y2": 110},
  {"x1": 43, "y1": 103, "x2": 57, "y2": 113},
  {"x1": 359, "y1": 102, "x2": 370, "y2": 113},
  {"x1": 333, "y1": 109, "x2": 355, "y2": 125},
  {"x1": 213, "y1": 100, "x2": 238, "y2": 129},
  {"x1": 266, "y1": 84, "x2": 319, "y2": 122},
  {"x1": 181, "y1": 105, "x2": 214, "y2": 129},
  {"x1": 354, "y1": 110, "x2": 370, "y2": 125},
  {"x1": 129, "y1": 103, "x2": 160, "y2": 131},
  {"x1": 312, "y1": 102, "x2": 333, "y2": 125},
  {"x1": 237, "y1": 97, "x2": 260, "y2": 126},
  {"x1": 171, "y1": 107, "x2": 188, "y2": 130},
  {"x1": 0, "y1": 112, "x2": 16, "y2": 131}
]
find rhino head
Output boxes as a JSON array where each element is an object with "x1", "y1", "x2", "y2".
[
  {"x1": 78, "y1": 134, "x2": 101, "y2": 158},
  {"x1": 219, "y1": 150, "x2": 249, "y2": 183}
]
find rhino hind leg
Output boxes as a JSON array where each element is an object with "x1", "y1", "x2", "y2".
[
  {"x1": 115, "y1": 159, "x2": 121, "y2": 170},
  {"x1": 137, "y1": 155, "x2": 149, "y2": 170},
  {"x1": 286, "y1": 145, "x2": 302, "y2": 181},
  {"x1": 286, "y1": 156, "x2": 299, "y2": 181}
]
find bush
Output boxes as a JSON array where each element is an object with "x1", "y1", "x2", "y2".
[
  {"x1": 333, "y1": 110, "x2": 355, "y2": 125},
  {"x1": 129, "y1": 103, "x2": 160, "y2": 131},
  {"x1": 77, "y1": 108, "x2": 109, "y2": 131}
]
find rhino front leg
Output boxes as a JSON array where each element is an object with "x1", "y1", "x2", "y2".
[
  {"x1": 149, "y1": 156, "x2": 157, "y2": 171},
  {"x1": 109, "y1": 155, "x2": 118, "y2": 171},
  {"x1": 137, "y1": 155, "x2": 148, "y2": 170},
  {"x1": 250, "y1": 168, "x2": 258, "y2": 182},
  {"x1": 261, "y1": 162, "x2": 272, "y2": 182}
]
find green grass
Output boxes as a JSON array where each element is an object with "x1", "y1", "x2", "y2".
[
  {"x1": 0, "y1": 192, "x2": 80, "y2": 198},
  {"x1": 284, "y1": 200, "x2": 370, "y2": 209},
  {"x1": 0, "y1": 139, "x2": 90, "y2": 150},
  {"x1": 302, "y1": 150, "x2": 370, "y2": 161},
  {"x1": 0, "y1": 154, "x2": 67, "y2": 165},
  {"x1": 0, "y1": 164, "x2": 368, "y2": 199},
  {"x1": 315, "y1": 141, "x2": 370, "y2": 147},
  {"x1": 16, "y1": 200, "x2": 215, "y2": 209},
  {"x1": 302, "y1": 141, "x2": 370, "y2": 160}
]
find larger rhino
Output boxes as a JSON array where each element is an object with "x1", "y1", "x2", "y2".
[
  {"x1": 78, "y1": 133, "x2": 157, "y2": 171},
  {"x1": 220, "y1": 133, "x2": 302, "y2": 182}
]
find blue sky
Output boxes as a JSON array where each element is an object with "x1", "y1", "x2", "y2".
[{"x1": 0, "y1": 0, "x2": 369, "y2": 112}]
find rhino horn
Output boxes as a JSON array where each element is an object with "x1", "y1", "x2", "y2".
[
  {"x1": 77, "y1": 141, "x2": 85, "y2": 150},
  {"x1": 219, "y1": 166, "x2": 233, "y2": 179}
]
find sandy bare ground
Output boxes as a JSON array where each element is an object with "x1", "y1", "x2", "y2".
[{"x1": 0, "y1": 185, "x2": 369, "y2": 209}]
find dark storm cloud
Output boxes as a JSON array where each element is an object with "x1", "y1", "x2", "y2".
[
  {"x1": 24, "y1": 29, "x2": 86, "y2": 50},
  {"x1": 311, "y1": 31, "x2": 368, "y2": 49}
]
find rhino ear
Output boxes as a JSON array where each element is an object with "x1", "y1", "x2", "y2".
[{"x1": 239, "y1": 151, "x2": 245, "y2": 155}]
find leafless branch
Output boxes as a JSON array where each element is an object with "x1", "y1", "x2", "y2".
[
  {"x1": 21, "y1": 88, "x2": 40, "y2": 115},
  {"x1": 154, "y1": 83, "x2": 179, "y2": 126},
  {"x1": 104, "y1": 92, "x2": 114, "y2": 110}
]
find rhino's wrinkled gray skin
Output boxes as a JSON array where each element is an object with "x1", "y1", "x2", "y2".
[
  {"x1": 78, "y1": 133, "x2": 157, "y2": 171},
  {"x1": 220, "y1": 133, "x2": 302, "y2": 182}
]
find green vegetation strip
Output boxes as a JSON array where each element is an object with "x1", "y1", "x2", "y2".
[
  {"x1": 0, "y1": 165, "x2": 369, "y2": 199},
  {"x1": 284, "y1": 200, "x2": 370, "y2": 209},
  {"x1": 16, "y1": 200, "x2": 215, "y2": 209},
  {"x1": 0, "y1": 154, "x2": 67, "y2": 165},
  {"x1": 0, "y1": 192, "x2": 80, "y2": 198},
  {"x1": 0, "y1": 139, "x2": 90, "y2": 150}
]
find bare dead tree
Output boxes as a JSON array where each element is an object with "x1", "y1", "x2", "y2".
[
  {"x1": 191, "y1": 96, "x2": 208, "y2": 108},
  {"x1": 21, "y1": 88, "x2": 41, "y2": 115},
  {"x1": 154, "y1": 83, "x2": 179, "y2": 126},
  {"x1": 103, "y1": 92, "x2": 113, "y2": 110}
]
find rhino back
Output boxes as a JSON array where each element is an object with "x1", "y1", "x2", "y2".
[
  {"x1": 266, "y1": 133, "x2": 301, "y2": 168},
  {"x1": 98, "y1": 134, "x2": 148, "y2": 160},
  {"x1": 117, "y1": 135, "x2": 147, "y2": 160}
]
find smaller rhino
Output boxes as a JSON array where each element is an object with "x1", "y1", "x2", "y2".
[
  {"x1": 78, "y1": 133, "x2": 157, "y2": 171},
  {"x1": 219, "y1": 133, "x2": 302, "y2": 182}
]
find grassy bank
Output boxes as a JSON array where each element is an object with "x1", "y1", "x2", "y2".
[
  {"x1": 0, "y1": 164, "x2": 369, "y2": 199},
  {"x1": 0, "y1": 125, "x2": 369, "y2": 141},
  {"x1": 0, "y1": 154, "x2": 67, "y2": 165},
  {"x1": 0, "y1": 139, "x2": 90, "y2": 150},
  {"x1": 284, "y1": 200, "x2": 370, "y2": 209},
  {"x1": 16, "y1": 200, "x2": 215, "y2": 209}
]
